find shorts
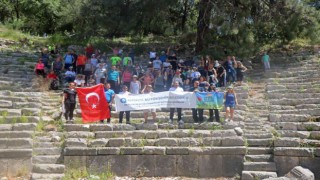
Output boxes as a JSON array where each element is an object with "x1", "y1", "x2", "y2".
[
  {"x1": 144, "y1": 109, "x2": 156, "y2": 113},
  {"x1": 225, "y1": 104, "x2": 236, "y2": 109}
]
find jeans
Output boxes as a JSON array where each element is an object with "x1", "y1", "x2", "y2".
[
  {"x1": 192, "y1": 108, "x2": 203, "y2": 123},
  {"x1": 119, "y1": 111, "x2": 130, "y2": 123},
  {"x1": 209, "y1": 109, "x2": 220, "y2": 122},
  {"x1": 64, "y1": 102, "x2": 75, "y2": 120},
  {"x1": 169, "y1": 108, "x2": 182, "y2": 121}
]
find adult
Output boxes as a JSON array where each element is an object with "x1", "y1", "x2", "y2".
[
  {"x1": 71, "y1": 50, "x2": 78, "y2": 70},
  {"x1": 118, "y1": 85, "x2": 131, "y2": 124},
  {"x1": 153, "y1": 56, "x2": 162, "y2": 71},
  {"x1": 190, "y1": 67, "x2": 201, "y2": 84},
  {"x1": 149, "y1": 48, "x2": 157, "y2": 61},
  {"x1": 52, "y1": 56, "x2": 64, "y2": 76},
  {"x1": 85, "y1": 43, "x2": 94, "y2": 58},
  {"x1": 159, "y1": 51, "x2": 167, "y2": 63},
  {"x1": 139, "y1": 72, "x2": 154, "y2": 87},
  {"x1": 110, "y1": 55, "x2": 122, "y2": 66},
  {"x1": 190, "y1": 81, "x2": 205, "y2": 123},
  {"x1": 224, "y1": 86, "x2": 238, "y2": 122},
  {"x1": 172, "y1": 70, "x2": 183, "y2": 86},
  {"x1": 130, "y1": 75, "x2": 141, "y2": 94},
  {"x1": 224, "y1": 56, "x2": 237, "y2": 84},
  {"x1": 41, "y1": 49, "x2": 50, "y2": 69},
  {"x1": 262, "y1": 52, "x2": 270, "y2": 71},
  {"x1": 34, "y1": 59, "x2": 45, "y2": 78},
  {"x1": 141, "y1": 85, "x2": 156, "y2": 123},
  {"x1": 215, "y1": 61, "x2": 226, "y2": 87},
  {"x1": 164, "y1": 65, "x2": 175, "y2": 90},
  {"x1": 64, "y1": 51, "x2": 74, "y2": 70},
  {"x1": 208, "y1": 84, "x2": 220, "y2": 122},
  {"x1": 83, "y1": 58, "x2": 94, "y2": 86},
  {"x1": 169, "y1": 81, "x2": 184, "y2": 125},
  {"x1": 76, "y1": 53, "x2": 87, "y2": 74},
  {"x1": 128, "y1": 48, "x2": 135, "y2": 64},
  {"x1": 90, "y1": 54, "x2": 99, "y2": 68},
  {"x1": 235, "y1": 61, "x2": 248, "y2": 86},
  {"x1": 122, "y1": 53, "x2": 132, "y2": 67},
  {"x1": 121, "y1": 66, "x2": 132, "y2": 88},
  {"x1": 153, "y1": 70, "x2": 165, "y2": 92},
  {"x1": 94, "y1": 63, "x2": 107, "y2": 84},
  {"x1": 62, "y1": 82, "x2": 77, "y2": 123},
  {"x1": 101, "y1": 83, "x2": 115, "y2": 123},
  {"x1": 107, "y1": 65, "x2": 120, "y2": 93},
  {"x1": 65, "y1": 67, "x2": 76, "y2": 83}
]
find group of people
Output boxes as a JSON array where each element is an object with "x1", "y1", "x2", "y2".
[{"x1": 58, "y1": 44, "x2": 245, "y2": 124}]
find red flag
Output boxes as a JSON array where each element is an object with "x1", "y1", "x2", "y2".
[{"x1": 77, "y1": 84, "x2": 110, "y2": 123}]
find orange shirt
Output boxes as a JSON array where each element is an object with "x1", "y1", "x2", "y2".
[{"x1": 77, "y1": 55, "x2": 87, "y2": 65}]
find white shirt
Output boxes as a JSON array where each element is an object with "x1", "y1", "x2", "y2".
[
  {"x1": 119, "y1": 91, "x2": 130, "y2": 95},
  {"x1": 169, "y1": 86, "x2": 184, "y2": 92},
  {"x1": 149, "y1": 51, "x2": 156, "y2": 58},
  {"x1": 153, "y1": 59, "x2": 162, "y2": 69},
  {"x1": 191, "y1": 71, "x2": 201, "y2": 80}
]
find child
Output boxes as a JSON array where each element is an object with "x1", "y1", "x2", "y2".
[{"x1": 88, "y1": 75, "x2": 96, "y2": 87}]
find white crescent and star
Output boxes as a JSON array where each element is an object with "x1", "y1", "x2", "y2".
[{"x1": 85, "y1": 92, "x2": 100, "y2": 109}]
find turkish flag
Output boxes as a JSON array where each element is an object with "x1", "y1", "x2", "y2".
[{"x1": 77, "y1": 84, "x2": 110, "y2": 123}]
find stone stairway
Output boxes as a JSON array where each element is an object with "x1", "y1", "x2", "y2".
[
  {"x1": 31, "y1": 132, "x2": 65, "y2": 180},
  {"x1": 241, "y1": 82, "x2": 277, "y2": 180}
]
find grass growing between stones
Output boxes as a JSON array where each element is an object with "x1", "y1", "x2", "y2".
[{"x1": 63, "y1": 165, "x2": 114, "y2": 180}]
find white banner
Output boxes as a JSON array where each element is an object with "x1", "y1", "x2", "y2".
[{"x1": 115, "y1": 91, "x2": 196, "y2": 111}]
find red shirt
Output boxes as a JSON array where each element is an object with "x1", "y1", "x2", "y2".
[
  {"x1": 47, "y1": 73, "x2": 57, "y2": 80},
  {"x1": 85, "y1": 46, "x2": 94, "y2": 54},
  {"x1": 77, "y1": 55, "x2": 87, "y2": 65}
]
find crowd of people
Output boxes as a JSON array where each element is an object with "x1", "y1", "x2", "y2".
[{"x1": 34, "y1": 43, "x2": 254, "y2": 124}]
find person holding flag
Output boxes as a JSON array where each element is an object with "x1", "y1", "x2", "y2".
[
  {"x1": 100, "y1": 83, "x2": 115, "y2": 123},
  {"x1": 62, "y1": 82, "x2": 77, "y2": 123}
]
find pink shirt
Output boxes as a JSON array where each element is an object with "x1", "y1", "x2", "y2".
[
  {"x1": 122, "y1": 71, "x2": 132, "y2": 83},
  {"x1": 36, "y1": 63, "x2": 44, "y2": 70}
]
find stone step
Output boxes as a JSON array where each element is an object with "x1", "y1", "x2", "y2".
[
  {"x1": 0, "y1": 131, "x2": 33, "y2": 138},
  {"x1": 34, "y1": 137, "x2": 52, "y2": 142},
  {"x1": 32, "y1": 155, "x2": 63, "y2": 164},
  {"x1": 0, "y1": 138, "x2": 32, "y2": 149},
  {"x1": 31, "y1": 173, "x2": 64, "y2": 180},
  {"x1": 247, "y1": 147, "x2": 273, "y2": 155},
  {"x1": 241, "y1": 171, "x2": 277, "y2": 180},
  {"x1": 243, "y1": 162, "x2": 277, "y2": 171},
  {"x1": 33, "y1": 148, "x2": 62, "y2": 155},
  {"x1": 33, "y1": 142, "x2": 58, "y2": 148},
  {"x1": 247, "y1": 138, "x2": 273, "y2": 147},
  {"x1": 245, "y1": 155, "x2": 273, "y2": 162},
  {"x1": 244, "y1": 133, "x2": 272, "y2": 139},
  {"x1": 32, "y1": 164, "x2": 65, "y2": 174}
]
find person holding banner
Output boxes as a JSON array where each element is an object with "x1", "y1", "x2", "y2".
[
  {"x1": 224, "y1": 86, "x2": 238, "y2": 122},
  {"x1": 208, "y1": 83, "x2": 220, "y2": 122},
  {"x1": 190, "y1": 81, "x2": 205, "y2": 123},
  {"x1": 141, "y1": 85, "x2": 156, "y2": 123},
  {"x1": 118, "y1": 85, "x2": 131, "y2": 124},
  {"x1": 100, "y1": 83, "x2": 115, "y2": 123},
  {"x1": 62, "y1": 82, "x2": 77, "y2": 123},
  {"x1": 169, "y1": 81, "x2": 184, "y2": 125}
]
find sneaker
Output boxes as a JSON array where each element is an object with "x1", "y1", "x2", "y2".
[
  {"x1": 225, "y1": 118, "x2": 229, "y2": 122},
  {"x1": 168, "y1": 119, "x2": 173, "y2": 124},
  {"x1": 126, "y1": 122, "x2": 131, "y2": 125},
  {"x1": 178, "y1": 120, "x2": 184, "y2": 125}
]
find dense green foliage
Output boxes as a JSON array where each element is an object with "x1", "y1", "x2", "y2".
[{"x1": 1, "y1": 0, "x2": 320, "y2": 57}]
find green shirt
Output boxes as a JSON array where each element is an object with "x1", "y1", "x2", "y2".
[
  {"x1": 262, "y1": 55, "x2": 269, "y2": 62},
  {"x1": 123, "y1": 57, "x2": 132, "y2": 66},
  {"x1": 110, "y1": 56, "x2": 121, "y2": 66}
]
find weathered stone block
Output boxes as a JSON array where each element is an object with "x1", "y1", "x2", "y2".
[
  {"x1": 65, "y1": 138, "x2": 87, "y2": 147},
  {"x1": 203, "y1": 137, "x2": 222, "y2": 146},
  {"x1": 155, "y1": 138, "x2": 178, "y2": 146},
  {"x1": 131, "y1": 155, "x2": 155, "y2": 177},
  {"x1": 120, "y1": 147, "x2": 144, "y2": 155},
  {"x1": 274, "y1": 147, "x2": 313, "y2": 157},
  {"x1": 155, "y1": 155, "x2": 176, "y2": 176},
  {"x1": 199, "y1": 155, "x2": 222, "y2": 177},
  {"x1": 285, "y1": 166, "x2": 315, "y2": 180},
  {"x1": 299, "y1": 157, "x2": 320, "y2": 180},
  {"x1": 274, "y1": 138, "x2": 300, "y2": 147},
  {"x1": 135, "y1": 123, "x2": 158, "y2": 130},
  {"x1": 66, "y1": 131, "x2": 94, "y2": 138},
  {"x1": 143, "y1": 146, "x2": 166, "y2": 155},
  {"x1": 177, "y1": 155, "x2": 199, "y2": 177},
  {"x1": 145, "y1": 131, "x2": 159, "y2": 139},
  {"x1": 107, "y1": 138, "x2": 125, "y2": 147},
  {"x1": 166, "y1": 147, "x2": 189, "y2": 155},
  {"x1": 21, "y1": 108, "x2": 40, "y2": 116},
  {"x1": 189, "y1": 147, "x2": 246, "y2": 155},
  {"x1": 193, "y1": 130, "x2": 212, "y2": 138},
  {"x1": 221, "y1": 137, "x2": 245, "y2": 146},
  {"x1": 64, "y1": 124, "x2": 90, "y2": 131},
  {"x1": 274, "y1": 156, "x2": 299, "y2": 176},
  {"x1": 95, "y1": 131, "x2": 124, "y2": 139},
  {"x1": 12, "y1": 123, "x2": 36, "y2": 131},
  {"x1": 89, "y1": 124, "x2": 112, "y2": 131},
  {"x1": 113, "y1": 124, "x2": 135, "y2": 131},
  {"x1": 6, "y1": 139, "x2": 32, "y2": 149},
  {"x1": 64, "y1": 147, "x2": 97, "y2": 156},
  {"x1": 97, "y1": 147, "x2": 120, "y2": 155},
  {"x1": 64, "y1": 156, "x2": 87, "y2": 170},
  {"x1": 0, "y1": 149, "x2": 32, "y2": 158},
  {"x1": 157, "y1": 130, "x2": 169, "y2": 138},
  {"x1": 179, "y1": 138, "x2": 200, "y2": 146},
  {"x1": 131, "y1": 131, "x2": 146, "y2": 139},
  {"x1": 88, "y1": 139, "x2": 108, "y2": 147}
]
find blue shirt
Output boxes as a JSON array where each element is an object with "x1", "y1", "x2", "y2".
[
  {"x1": 105, "y1": 89, "x2": 115, "y2": 103},
  {"x1": 225, "y1": 92, "x2": 235, "y2": 106},
  {"x1": 107, "y1": 70, "x2": 119, "y2": 81},
  {"x1": 159, "y1": 55, "x2": 167, "y2": 63}
]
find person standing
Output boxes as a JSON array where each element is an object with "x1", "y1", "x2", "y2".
[
  {"x1": 76, "y1": 53, "x2": 87, "y2": 74},
  {"x1": 189, "y1": 81, "x2": 205, "y2": 123},
  {"x1": 34, "y1": 59, "x2": 45, "y2": 78},
  {"x1": 62, "y1": 82, "x2": 77, "y2": 123},
  {"x1": 169, "y1": 81, "x2": 184, "y2": 125},
  {"x1": 101, "y1": 83, "x2": 115, "y2": 123},
  {"x1": 141, "y1": 85, "x2": 156, "y2": 123},
  {"x1": 235, "y1": 61, "x2": 248, "y2": 86},
  {"x1": 118, "y1": 85, "x2": 131, "y2": 124},
  {"x1": 130, "y1": 75, "x2": 141, "y2": 94},
  {"x1": 208, "y1": 83, "x2": 220, "y2": 122},
  {"x1": 262, "y1": 52, "x2": 270, "y2": 71},
  {"x1": 121, "y1": 67, "x2": 132, "y2": 88},
  {"x1": 224, "y1": 86, "x2": 238, "y2": 122},
  {"x1": 63, "y1": 51, "x2": 74, "y2": 70},
  {"x1": 94, "y1": 63, "x2": 107, "y2": 84},
  {"x1": 107, "y1": 65, "x2": 120, "y2": 93},
  {"x1": 224, "y1": 56, "x2": 237, "y2": 84}
]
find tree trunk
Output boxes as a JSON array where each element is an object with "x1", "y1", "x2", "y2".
[
  {"x1": 195, "y1": 0, "x2": 213, "y2": 54},
  {"x1": 181, "y1": 0, "x2": 189, "y2": 32}
]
